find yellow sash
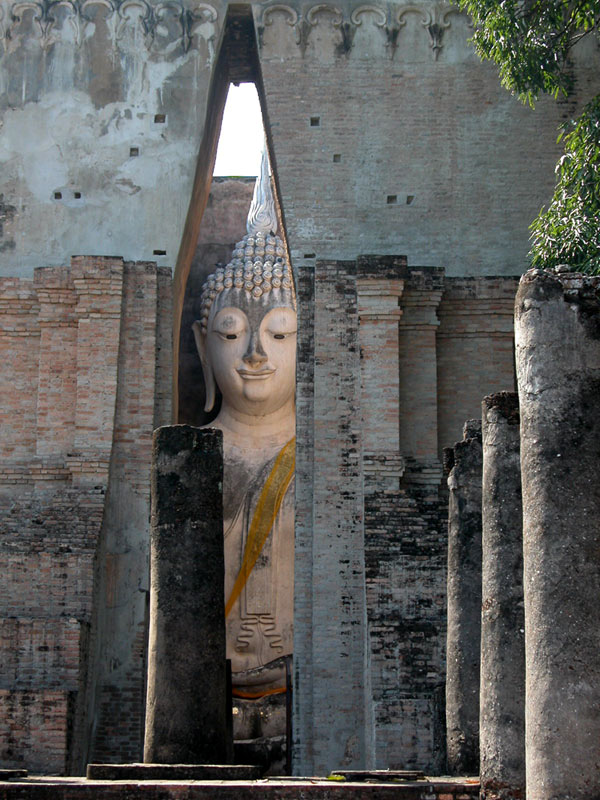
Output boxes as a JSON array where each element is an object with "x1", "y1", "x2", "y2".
[{"x1": 225, "y1": 437, "x2": 295, "y2": 618}]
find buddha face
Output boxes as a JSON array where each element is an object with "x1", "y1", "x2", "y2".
[{"x1": 195, "y1": 288, "x2": 297, "y2": 418}]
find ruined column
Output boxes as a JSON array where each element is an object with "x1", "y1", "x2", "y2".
[
  {"x1": 515, "y1": 268, "x2": 600, "y2": 800},
  {"x1": 480, "y1": 392, "x2": 524, "y2": 800},
  {"x1": 144, "y1": 425, "x2": 230, "y2": 764},
  {"x1": 446, "y1": 420, "x2": 482, "y2": 775}
]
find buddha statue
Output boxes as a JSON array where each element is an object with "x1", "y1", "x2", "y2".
[{"x1": 193, "y1": 149, "x2": 296, "y2": 704}]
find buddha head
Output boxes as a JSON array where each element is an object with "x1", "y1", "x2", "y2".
[{"x1": 193, "y1": 150, "x2": 297, "y2": 421}]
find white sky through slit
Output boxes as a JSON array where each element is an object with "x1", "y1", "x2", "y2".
[{"x1": 213, "y1": 83, "x2": 265, "y2": 177}]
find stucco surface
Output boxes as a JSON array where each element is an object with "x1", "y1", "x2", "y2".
[{"x1": 0, "y1": 0, "x2": 224, "y2": 277}]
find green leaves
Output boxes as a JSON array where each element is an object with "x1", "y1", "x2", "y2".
[
  {"x1": 458, "y1": 0, "x2": 600, "y2": 274},
  {"x1": 530, "y1": 96, "x2": 600, "y2": 274},
  {"x1": 457, "y1": 0, "x2": 595, "y2": 101}
]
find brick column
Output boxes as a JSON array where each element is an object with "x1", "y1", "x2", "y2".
[
  {"x1": 34, "y1": 267, "x2": 77, "y2": 462},
  {"x1": 356, "y1": 260, "x2": 404, "y2": 489},
  {"x1": 398, "y1": 270, "x2": 444, "y2": 484},
  {"x1": 90, "y1": 262, "x2": 162, "y2": 766},
  {"x1": 154, "y1": 267, "x2": 174, "y2": 428},
  {"x1": 293, "y1": 263, "x2": 316, "y2": 774},
  {"x1": 70, "y1": 256, "x2": 125, "y2": 487},
  {"x1": 293, "y1": 260, "x2": 374, "y2": 775},
  {"x1": 0, "y1": 279, "x2": 40, "y2": 469}
]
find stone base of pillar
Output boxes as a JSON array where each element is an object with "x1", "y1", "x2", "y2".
[{"x1": 86, "y1": 764, "x2": 261, "y2": 781}]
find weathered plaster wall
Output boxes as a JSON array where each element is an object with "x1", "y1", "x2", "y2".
[
  {"x1": 2, "y1": 0, "x2": 599, "y2": 284},
  {"x1": 0, "y1": 0, "x2": 225, "y2": 278}
]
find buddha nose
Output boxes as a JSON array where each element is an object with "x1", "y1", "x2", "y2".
[{"x1": 243, "y1": 331, "x2": 268, "y2": 366}]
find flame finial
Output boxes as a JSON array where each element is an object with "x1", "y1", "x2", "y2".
[{"x1": 246, "y1": 143, "x2": 278, "y2": 236}]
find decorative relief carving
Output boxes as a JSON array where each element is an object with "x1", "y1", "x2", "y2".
[
  {"x1": 425, "y1": 4, "x2": 460, "y2": 59},
  {"x1": 2, "y1": 0, "x2": 217, "y2": 51},
  {"x1": 257, "y1": 1, "x2": 467, "y2": 59},
  {"x1": 396, "y1": 3, "x2": 431, "y2": 27},
  {"x1": 350, "y1": 4, "x2": 386, "y2": 27},
  {"x1": 305, "y1": 1, "x2": 342, "y2": 26},
  {"x1": 262, "y1": 2, "x2": 298, "y2": 28},
  {"x1": 7, "y1": 0, "x2": 61, "y2": 44},
  {"x1": 3, "y1": 0, "x2": 463, "y2": 56},
  {"x1": 303, "y1": 3, "x2": 343, "y2": 54}
]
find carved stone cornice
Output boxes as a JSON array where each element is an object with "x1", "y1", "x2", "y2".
[
  {"x1": 257, "y1": 1, "x2": 468, "y2": 58},
  {"x1": 0, "y1": 0, "x2": 218, "y2": 52}
]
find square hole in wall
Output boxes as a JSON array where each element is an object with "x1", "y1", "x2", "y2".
[
  {"x1": 154, "y1": 114, "x2": 166, "y2": 124},
  {"x1": 74, "y1": 191, "x2": 81, "y2": 199},
  {"x1": 304, "y1": 253, "x2": 316, "y2": 259},
  {"x1": 153, "y1": 249, "x2": 167, "y2": 256},
  {"x1": 54, "y1": 191, "x2": 62, "y2": 200},
  {"x1": 310, "y1": 116, "x2": 320, "y2": 127},
  {"x1": 387, "y1": 195, "x2": 398, "y2": 205},
  {"x1": 406, "y1": 195, "x2": 415, "y2": 205},
  {"x1": 333, "y1": 154, "x2": 341, "y2": 163},
  {"x1": 130, "y1": 147, "x2": 140, "y2": 157}
]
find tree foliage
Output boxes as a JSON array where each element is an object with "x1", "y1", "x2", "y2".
[
  {"x1": 530, "y1": 95, "x2": 600, "y2": 272},
  {"x1": 458, "y1": 0, "x2": 600, "y2": 274}
]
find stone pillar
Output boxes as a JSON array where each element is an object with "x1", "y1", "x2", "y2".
[
  {"x1": 515, "y1": 268, "x2": 600, "y2": 800},
  {"x1": 480, "y1": 392, "x2": 525, "y2": 799},
  {"x1": 144, "y1": 425, "x2": 230, "y2": 765},
  {"x1": 445, "y1": 420, "x2": 482, "y2": 775}
]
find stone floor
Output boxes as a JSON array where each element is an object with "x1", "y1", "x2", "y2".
[{"x1": 0, "y1": 775, "x2": 479, "y2": 800}]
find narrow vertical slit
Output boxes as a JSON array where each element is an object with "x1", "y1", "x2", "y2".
[{"x1": 176, "y1": 5, "x2": 288, "y2": 428}]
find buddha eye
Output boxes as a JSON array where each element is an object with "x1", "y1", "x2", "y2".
[
  {"x1": 225, "y1": 334, "x2": 237, "y2": 340},
  {"x1": 273, "y1": 333, "x2": 286, "y2": 340}
]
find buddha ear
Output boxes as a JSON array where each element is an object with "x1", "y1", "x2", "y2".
[{"x1": 192, "y1": 321, "x2": 216, "y2": 413}]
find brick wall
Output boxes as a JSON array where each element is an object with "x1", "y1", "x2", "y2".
[
  {"x1": 256, "y1": 2, "x2": 600, "y2": 277},
  {"x1": 0, "y1": 689, "x2": 72, "y2": 774},
  {"x1": 0, "y1": 256, "x2": 172, "y2": 774},
  {"x1": 437, "y1": 278, "x2": 518, "y2": 453},
  {"x1": 365, "y1": 481, "x2": 447, "y2": 772},
  {"x1": 293, "y1": 255, "x2": 516, "y2": 773},
  {"x1": 0, "y1": 249, "x2": 517, "y2": 774}
]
